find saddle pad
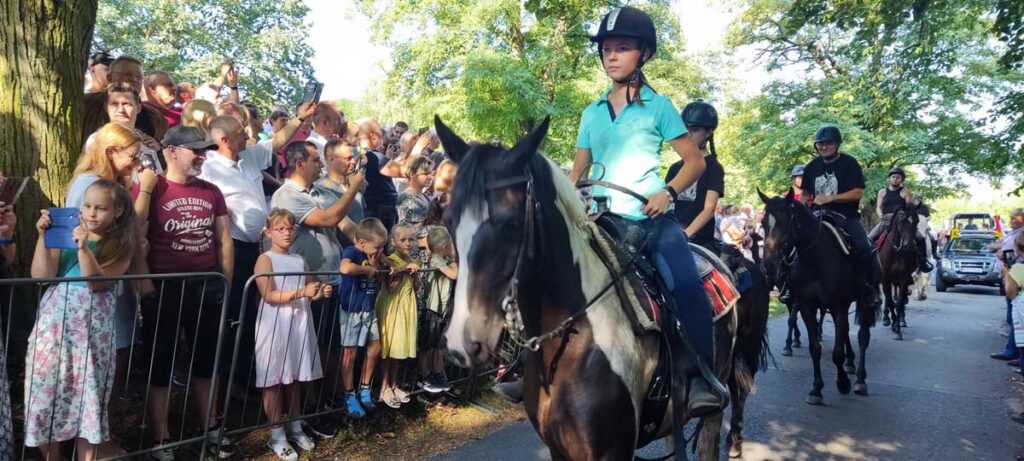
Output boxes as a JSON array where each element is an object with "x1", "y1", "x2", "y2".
[
  {"x1": 704, "y1": 267, "x2": 739, "y2": 321},
  {"x1": 875, "y1": 232, "x2": 887, "y2": 249},
  {"x1": 822, "y1": 221, "x2": 852, "y2": 255}
]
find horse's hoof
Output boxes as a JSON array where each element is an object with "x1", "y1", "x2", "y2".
[
  {"x1": 782, "y1": 347, "x2": 793, "y2": 357},
  {"x1": 729, "y1": 443, "x2": 743, "y2": 458},
  {"x1": 806, "y1": 395, "x2": 824, "y2": 405},
  {"x1": 901, "y1": 320, "x2": 908, "y2": 328},
  {"x1": 837, "y1": 378, "x2": 852, "y2": 395},
  {"x1": 854, "y1": 383, "x2": 868, "y2": 395},
  {"x1": 882, "y1": 318, "x2": 891, "y2": 327},
  {"x1": 894, "y1": 332, "x2": 903, "y2": 341},
  {"x1": 844, "y1": 364, "x2": 857, "y2": 374},
  {"x1": 793, "y1": 339, "x2": 802, "y2": 348}
]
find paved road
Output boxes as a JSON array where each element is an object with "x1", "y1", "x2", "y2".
[{"x1": 435, "y1": 285, "x2": 1024, "y2": 460}]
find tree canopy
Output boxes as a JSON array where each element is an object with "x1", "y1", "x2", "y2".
[
  {"x1": 354, "y1": 0, "x2": 712, "y2": 163},
  {"x1": 93, "y1": 0, "x2": 315, "y2": 109},
  {"x1": 718, "y1": 0, "x2": 1022, "y2": 205}
]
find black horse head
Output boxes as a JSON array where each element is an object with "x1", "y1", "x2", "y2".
[
  {"x1": 887, "y1": 202, "x2": 920, "y2": 253},
  {"x1": 759, "y1": 188, "x2": 816, "y2": 278},
  {"x1": 436, "y1": 116, "x2": 587, "y2": 367}
]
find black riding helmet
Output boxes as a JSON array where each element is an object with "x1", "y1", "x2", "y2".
[
  {"x1": 681, "y1": 99, "x2": 718, "y2": 130},
  {"x1": 813, "y1": 125, "x2": 843, "y2": 144},
  {"x1": 888, "y1": 167, "x2": 906, "y2": 178},
  {"x1": 591, "y1": 7, "x2": 657, "y2": 65}
]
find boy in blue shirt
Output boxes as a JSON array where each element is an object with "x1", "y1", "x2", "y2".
[{"x1": 337, "y1": 218, "x2": 388, "y2": 418}]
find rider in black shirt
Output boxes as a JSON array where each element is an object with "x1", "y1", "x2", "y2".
[
  {"x1": 800, "y1": 125, "x2": 882, "y2": 309},
  {"x1": 666, "y1": 99, "x2": 724, "y2": 254}
]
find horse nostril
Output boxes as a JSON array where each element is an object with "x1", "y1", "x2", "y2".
[{"x1": 466, "y1": 340, "x2": 483, "y2": 363}]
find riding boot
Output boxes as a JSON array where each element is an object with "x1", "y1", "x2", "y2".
[
  {"x1": 862, "y1": 256, "x2": 883, "y2": 310},
  {"x1": 492, "y1": 379, "x2": 524, "y2": 404},
  {"x1": 778, "y1": 281, "x2": 793, "y2": 304},
  {"x1": 672, "y1": 319, "x2": 724, "y2": 417}
]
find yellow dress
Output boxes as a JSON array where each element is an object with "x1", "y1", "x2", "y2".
[{"x1": 376, "y1": 253, "x2": 418, "y2": 359}]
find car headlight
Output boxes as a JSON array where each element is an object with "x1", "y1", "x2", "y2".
[{"x1": 940, "y1": 259, "x2": 952, "y2": 270}]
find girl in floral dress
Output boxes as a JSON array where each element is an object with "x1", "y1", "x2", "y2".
[{"x1": 25, "y1": 180, "x2": 136, "y2": 460}]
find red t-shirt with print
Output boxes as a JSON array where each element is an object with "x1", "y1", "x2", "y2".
[{"x1": 133, "y1": 175, "x2": 228, "y2": 273}]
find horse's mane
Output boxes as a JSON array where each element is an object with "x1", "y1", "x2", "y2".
[{"x1": 538, "y1": 156, "x2": 589, "y2": 232}]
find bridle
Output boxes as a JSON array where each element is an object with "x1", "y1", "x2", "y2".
[
  {"x1": 888, "y1": 209, "x2": 916, "y2": 253},
  {"x1": 488, "y1": 167, "x2": 631, "y2": 352},
  {"x1": 765, "y1": 202, "x2": 821, "y2": 269}
]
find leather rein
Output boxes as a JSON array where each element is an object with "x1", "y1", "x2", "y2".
[{"x1": 492, "y1": 171, "x2": 637, "y2": 352}]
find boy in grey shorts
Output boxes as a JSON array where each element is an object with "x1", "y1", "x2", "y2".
[{"x1": 337, "y1": 218, "x2": 388, "y2": 418}]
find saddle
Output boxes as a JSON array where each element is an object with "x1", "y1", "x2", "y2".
[
  {"x1": 814, "y1": 210, "x2": 853, "y2": 256},
  {"x1": 589, "y1": 212, "x2": 739, "y2": 449}
]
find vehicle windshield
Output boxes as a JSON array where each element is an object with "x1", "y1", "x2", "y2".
[{"x1": 949, "y1": 238, "x2": 992, "y2": 253}]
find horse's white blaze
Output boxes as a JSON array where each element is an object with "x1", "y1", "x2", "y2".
[
  {"x1": 447, "y1": 203, "x2": 488, "y2": 360},
  {"x1": 547, "y1": 160, "x2": 656, "y2": 417},
  {"x1": 767, "y1": 215, "x2": 776, "y2": 235}
]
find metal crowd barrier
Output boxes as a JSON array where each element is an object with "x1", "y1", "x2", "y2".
[
  {"x1": 0, "y1": 272, "x2": 231, "y2": 461},
  {"x1": 0, "y1": 270, "x2": 522, "y2": 460},
  {"x1": 215, "y1": 270, "x2": 522, "y2": 448}
]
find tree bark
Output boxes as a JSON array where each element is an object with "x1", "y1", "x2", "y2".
[{"x1": 0, "y1": 0, "x2": 98, "y2": 274}]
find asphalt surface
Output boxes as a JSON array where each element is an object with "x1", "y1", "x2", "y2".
[{"x1": 434, "y1": 284, "x2": 1024, "y2": 460}]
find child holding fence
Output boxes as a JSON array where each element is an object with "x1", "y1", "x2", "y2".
[
  {"x1": 25, "y1": 179, "x2": 136, "y2": 461},
  {"x1": 375, "y1": 222, "x2": 420, "y2": 408},
  {"x1": 253, "y1": 209, "x2": 330, "y2": 461},
  {"x1": 416, "y1": 226, "x2": 457, "y2": 393},
  {"x1": 337, "y1": 218, "x2": 388, "y2": 418}
]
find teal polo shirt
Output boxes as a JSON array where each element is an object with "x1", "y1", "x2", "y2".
[{"x1": 576, "y1": 85, "x2": 687, "y2": 220}]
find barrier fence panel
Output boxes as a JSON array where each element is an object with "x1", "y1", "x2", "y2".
[
  {"x1": 0, "y1": 272, "x2": 230, "y2": 461},
  {"x1": 217, "y1": 270, "x2": 523, "y2": 448},
  {"x1": 0, "y1": 269, "x2": 522, "y2": 460}
]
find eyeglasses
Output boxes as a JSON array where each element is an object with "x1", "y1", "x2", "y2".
[
  {"x1": 172, "y1": 146, "x2": 207, "y2": 157},
  {"x1": 269, "y1": 226, "x2": 297, "y2": 234}
]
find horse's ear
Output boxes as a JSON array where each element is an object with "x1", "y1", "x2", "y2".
[
  {"x1": 434, "y1": 115, "x2": 469, "y2": 164},
  {"x1": 758, "y1": 188, "x2": 771, "y2": 204},
  {"x1": 506, "y1": 116, "x2": 550, "y2": 169}
]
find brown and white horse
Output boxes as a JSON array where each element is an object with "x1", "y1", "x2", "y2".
[{"x1": 438, "y1": 116, "x2": 769, "y2": 460}]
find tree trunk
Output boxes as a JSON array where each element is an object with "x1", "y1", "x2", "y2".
[{"x1": 0, "y1": 0, "x2": 98, "y2": 274}]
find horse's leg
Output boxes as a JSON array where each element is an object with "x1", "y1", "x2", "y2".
[
  {"x1": 727, "y1": 373, "x2": 747, "y2": 459},
  {"x1": 817, "y1": 308, "x2": 826, "y2": 342},
  {"x1": 832, "y1": 308, "x2": 852, "y2": 394},
  {"x1": 900, "y1": 276, "x2": 910, "y2": 328},
  {"x1": 882, "y1": 279, "x2": 893, "y2": 328},
  {"x1": 791, "y1": 303, "x2": 802, "y2": 347},
  {"x1": 784, "y1": 304, "x2": 797, "y2": 356},
  {"x1": 854, "y1": 303, "x2": 872, "y2": 396},
  {"x1": 799, "y1": 304, "x2": 825, "y2": 405},
  {"x1": 844, "y1": 330, "x2": 857, "y2": 374},
  {"x1": 892, "y1": 277, "x2": 905, "y2": 340},
  {"x1": 698, "y1": 411, "x2": 723, "y2": 461}
]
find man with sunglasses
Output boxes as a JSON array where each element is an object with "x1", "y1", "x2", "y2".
[
  {"x1": 132, "y1": 125, "x2": 236, "y2": 460},
  {"x1": 85, "y1": 51, "x2": 114, "y2": 93}
]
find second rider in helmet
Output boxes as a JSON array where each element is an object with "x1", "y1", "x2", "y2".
[
  {"x1": 668, "y1": 99, "x2": 726, "y2": 255},
  {"x1": 569, "y1": 6, "x2": 724, "y2": 416}
]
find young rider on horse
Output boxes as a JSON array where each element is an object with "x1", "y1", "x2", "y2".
[
  {"x1": 777, "y1": 165, "x2": 806, "y2": 303},
  {"x1": 868, "y1": 167, "x2": 933, "y2": 272},
  {"x1": 800, "y1": 125, "x2": 883, "y2": 310},
  {"x1": 569, "y1": 6, "x2": 724, "y2": 416},
  {"x1": 665, "y1": 100, "x2": 725, "y2": 255}
]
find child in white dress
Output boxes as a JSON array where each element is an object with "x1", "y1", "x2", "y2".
[{"x1": 253, "y1": 209, "x2": 330, "y2": 461}]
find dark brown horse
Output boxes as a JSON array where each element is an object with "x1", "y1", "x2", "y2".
[
  {"x1": 437, "y1": 116, "x2": 769, "y2": 460},
  {"x1": 879, "y1": 203, "x2": 919, "y2": 340},
  {"x1": 760, "y1": 190, "x2": 879, "y2": 404}
]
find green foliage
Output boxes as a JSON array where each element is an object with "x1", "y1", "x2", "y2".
[
  {"x1": 355, "y1": 0, "x2": 712, "y2": 163},
  {"x1": 93, "y1": 0, "x2": 315, "y2": 110},
  {"x1": 721, "y1": 0, "x2": 1022, "y2": 205}
]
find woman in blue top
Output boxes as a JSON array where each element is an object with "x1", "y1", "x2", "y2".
[{"x1": 569, "y1": 6, "x2": 723, "y2": 416}]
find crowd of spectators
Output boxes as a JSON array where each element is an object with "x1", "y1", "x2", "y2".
[{"x1": 0, "y1": 55, "x2": 460, "y2": 461}]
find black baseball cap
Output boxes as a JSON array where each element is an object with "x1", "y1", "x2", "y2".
[
  {"x1": 162, "y1": 126, "x2": 217, "y2": 151},
  {"x1": 88, "y1": 51, "x2": 114, "y2": 67}
]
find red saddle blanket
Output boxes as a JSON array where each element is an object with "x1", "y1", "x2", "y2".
[{"x1": 875, "y1": 232, "x2": 887, "y2": 249}]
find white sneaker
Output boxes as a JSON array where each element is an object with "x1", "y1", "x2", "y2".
[
  {"x1": 288, "y1": 428, "x2": 315, "y2": 451},
  {"x1": 268, "y1": 438, "x2": 298, "y2": 461}
]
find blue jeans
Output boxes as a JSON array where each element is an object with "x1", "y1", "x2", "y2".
[
  {"x1": 1004, "y1": 299, "x2": 1019, "y2": 358},
  {"x1": 640, "y1": 214, "x2": 714, "y2": 364}
]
